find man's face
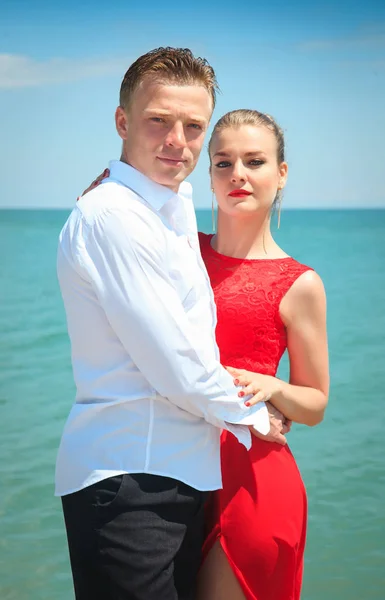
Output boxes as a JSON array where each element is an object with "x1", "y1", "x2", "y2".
[{"x1": 115, "y1": 78, "x2": 213, "y2": 191}]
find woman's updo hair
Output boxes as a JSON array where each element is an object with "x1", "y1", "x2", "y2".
[{"x1": 208, "y1": 109, "x2": 285, "y2": 164}]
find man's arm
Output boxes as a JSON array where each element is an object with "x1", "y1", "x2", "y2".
[{"x1": 73, "y1": 205, "x2": 269, "y2": 448}]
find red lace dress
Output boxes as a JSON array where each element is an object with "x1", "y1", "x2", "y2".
[{"x1": 199, "y1": 233, "x2": 312, "y2": 600}]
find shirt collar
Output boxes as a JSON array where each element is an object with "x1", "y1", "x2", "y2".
[{"x1": 108, "y1": 160, "x2": 192, "y2": 211}]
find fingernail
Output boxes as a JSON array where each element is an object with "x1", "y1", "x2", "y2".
[
  {"x1": 245, "y1": 401, "x2": 251, "y2": 407},
  {"x1": 234, "y1": 379, "x2": 239, "y2": 385},
  {"x1": 238, "y1": 391, "x2": 245, "y2": 397}
]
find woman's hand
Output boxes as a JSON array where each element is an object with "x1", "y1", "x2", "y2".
[
  {"x1": 226, "y1": 366, "x2": 282, "y2": 407},
  {"x1": 77, "y1": 168, "x2": 110, "y2": 200}
]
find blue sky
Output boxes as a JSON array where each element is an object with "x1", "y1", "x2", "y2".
[{"x1": 1, "y1": 0, "x2": 384, "y2": 209}]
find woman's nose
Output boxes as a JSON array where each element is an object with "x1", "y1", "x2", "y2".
[{"x1": 231, "y1": 166, "x2": 246, "y2": 183}]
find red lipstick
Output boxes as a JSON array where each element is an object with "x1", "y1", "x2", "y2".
[{"x1": 229, "y1": 189, "x2": 252, "y2": 198}]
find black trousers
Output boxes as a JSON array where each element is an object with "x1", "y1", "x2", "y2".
[{"x1": 61, "y1": 473, "x2": 208, "y2": 600}]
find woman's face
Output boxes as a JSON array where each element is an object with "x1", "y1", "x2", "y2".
[{"x1": 210, "y1": 124, "x2": 288, "y2": 218}]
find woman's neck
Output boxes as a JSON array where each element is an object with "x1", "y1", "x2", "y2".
[{"x1": 214, "y1": 209, "x2": 288, "y2": 259}]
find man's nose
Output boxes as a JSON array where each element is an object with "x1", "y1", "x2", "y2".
[{"x1": 165, "y1": 123, "x2": 186, "y2": 149}]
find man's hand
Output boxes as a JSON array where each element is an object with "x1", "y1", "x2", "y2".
[{"x1": 249, "y1": 402, "x2": 291, "y2": 446}]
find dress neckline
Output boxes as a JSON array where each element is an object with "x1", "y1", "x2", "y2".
[{"x1": 204, "y1": 234, "x2": 294, "y2": 264}]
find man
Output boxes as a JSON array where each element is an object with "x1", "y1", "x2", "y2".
[{"x1": 56, "y1": 47, "x2": 288, "y2": 600}]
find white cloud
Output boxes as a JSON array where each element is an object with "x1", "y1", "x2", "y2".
[
  {"x1": 298, "y1": 24, "x2": 385, "y2": 52},
  {"x1": 336, "y1": 58, "x2": 385, "y2": 73},
  {"x1": 0, "y1": 54, "x2": 129, "y2": 89}
]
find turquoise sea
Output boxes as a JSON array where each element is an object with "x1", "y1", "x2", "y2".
[{"x1": 0, "y1": 208, "x2": 384, "y2": 599}]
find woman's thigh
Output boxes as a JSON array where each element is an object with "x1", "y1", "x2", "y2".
[{"x1": 196, "y1": 540, "x2": 246, "y2": 600}]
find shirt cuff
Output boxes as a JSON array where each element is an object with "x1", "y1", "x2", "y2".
[
  {"x1": 205, "y1": 403, "x2": 270, "y2": 451},
  {"x1": 222, "y1": 402, "x2": 270, "y2": 434}
]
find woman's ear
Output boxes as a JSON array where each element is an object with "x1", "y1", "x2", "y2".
[
  {"x1": 278, "y1": 161, "x2": 288, "y2": 190},
  {"x1": 209, "y1": 166, "x2": 213, "y2": 192}
]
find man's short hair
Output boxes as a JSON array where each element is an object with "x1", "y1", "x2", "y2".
[{"x1": 119, "y1": 47, "x2": 218, "y2": 111}]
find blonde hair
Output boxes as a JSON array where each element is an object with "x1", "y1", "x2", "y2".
[
  {"x1": 208, "y1": 109, "x2": 285, "y2": 164},
  {"x1": 119, "y1": 47, "x2": 218, "y2": 110}
]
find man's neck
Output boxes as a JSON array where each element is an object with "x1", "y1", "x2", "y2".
[{"x1": 119, "y1": 154, "x2": 180, "y2": 194}]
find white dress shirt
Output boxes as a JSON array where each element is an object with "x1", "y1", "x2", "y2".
[{"x1": 55, "y1": 160, "x2": 269, "y2": 495}]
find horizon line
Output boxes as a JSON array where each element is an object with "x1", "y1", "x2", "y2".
[{"x1": 1, "y1": 206, "x2": 384, "y2": 212}]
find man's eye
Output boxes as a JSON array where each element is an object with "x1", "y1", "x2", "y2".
[
  {"x1": 188, "y1": 123, "x2": 202, "y2": 130},
  {"x1": 215, "y1": 161, "x2": 231, "y2": 168},
  {"x1": 150, "y1": 117, "x2": 165, "y2": 123}
]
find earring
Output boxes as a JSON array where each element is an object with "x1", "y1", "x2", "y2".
[
  {"x1": 211, "y1": 189, "x2": 216, "y2": 233},
  {"x1": 277, "y1": 189, "x2": 282, "y2": 229}
]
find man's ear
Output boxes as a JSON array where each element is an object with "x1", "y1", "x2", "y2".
[{"x1": 115, "y1": 106, "x2": 129, "y2": 141}]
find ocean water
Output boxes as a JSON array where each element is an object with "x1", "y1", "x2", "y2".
[{"x1": 0, "y1": 208, "x2": 384, "y2": 600}]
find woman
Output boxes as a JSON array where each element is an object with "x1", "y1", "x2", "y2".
[
  {"x1": 197, "y1": 110, "x2": 329, "y2": 600},
  {"x1": 83, "y1": 109, "x2": 329, "y2": 600}
]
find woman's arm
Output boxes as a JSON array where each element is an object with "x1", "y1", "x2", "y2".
[
  {"x1": 228, "y1": 270, "x2": 329, "y2": 427},
  {"x1": 274, "y1": 269, "x2": 329, "y2": 425}
]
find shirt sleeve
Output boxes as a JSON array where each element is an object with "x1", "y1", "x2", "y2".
[{"x1": 76, "y1": 206, "x2": 269, "y2": 449}]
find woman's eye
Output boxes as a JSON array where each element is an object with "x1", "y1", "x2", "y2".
[
  {"x1": 249, "y1": 159, "x2": 264, "y2": 166},
  {"x1": 215, "y1": 161, "x2": 231, "y2": 168}
]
